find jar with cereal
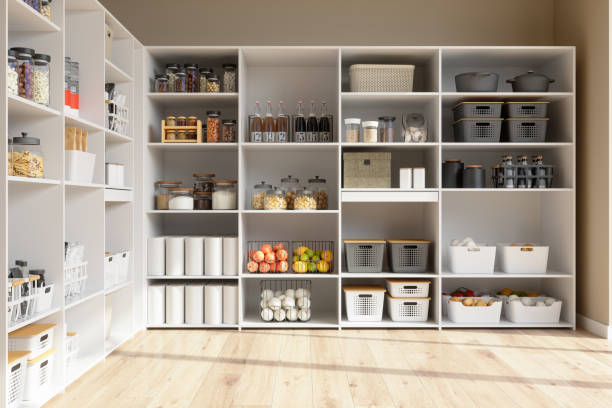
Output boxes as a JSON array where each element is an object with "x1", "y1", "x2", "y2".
[
  {"x1": 10, "y1": 133, "x2": 44, "y2": 178},
  {"x1": 174, "y1": 68, "x2": 186, "y2": 92},
  {"x1": 206, "y1": 110, "x2": 221, "y2": 143},
  {"x1": 281, "y1": 175, "x2": 299, "y2": 210},
  {"x1": 32, "y1": 53, "x2": 50, "y2": 106},
  {"x1": 222, "y1": 64, "x2": 237, "y2": 92},
  {"x1": 308, "y1": 176, "x2": 328, "y2": 210},
  {"x1": 294, "y1": 188, "x2": 317, "y2": 210},
  {"x1": 12, "y1": 47, "x2": 34, "y2": 100},
  {"x1": 264, "y1": 187, "x2": 287, "y2": 210},
  {"x1": 251, "y1": 181, "x2": 271, "y2": 210},
  {"x1": 206, "y1": 74, "x2": 220, "y2": 93},
  {"x1": 7, "y1": 50, "x2": 18, "y2": 97}
]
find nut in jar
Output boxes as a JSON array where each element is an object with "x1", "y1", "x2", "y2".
[
  {"x1": 294, "y1": 188, "x2": 317, "y2": 210},
  {"x1": 264, "y1": 188, "x2": 287, "y2": 210},
  {"x1": 308, "y1": 176, "x2": 328, "y2": 210}
]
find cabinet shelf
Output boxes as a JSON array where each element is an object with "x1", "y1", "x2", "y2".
[
  {"x1": 8, "y1": 95, "x2": 61, "y2": 118},
  {"x1": 8, "y1": 0, "x2": 61, "y2": 32},
  {"x1": 105, "y1": 58, "x2": 133, "y2": 83}
]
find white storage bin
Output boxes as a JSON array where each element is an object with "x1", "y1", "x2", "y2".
[
  {"x1": 165, "y1": 285, "x2": 185, "y2": 324},
  {"x1": 165, "y1": 237, "x2": 185, "y2": 276},
  {"x1": 23, "y1": 348, "x2": 55, "y2": 401},
  {"x1": 147, "y1": 285, "x2": 165, "y2": 325},
  {"x1": 147, "y1": 237, "x2": 165, "y2": 276},
  {"x1": 114, "y1": 250, "x2": 130, "y2": 283},
  {"x1": 104, "y1": 252, "x2": 117, "y2": 287},
  {"x1": 8, "y1": 324, "x2": 55, "y2": 360},
  {"x1": 65, "y1": 150, "x2": 96, "y2": 183},
  {"x1": 105, "y1": 162, "x2": 125, "y2": 187},
  {"x1": 496, "y1": 244, "x2": 549, "y2": 274},
  {"x1": 504, "y1": 297, "x2": 562, "y2": 323},
  {"x1": 448, "y1": 245, "x2": 496, "y2": 274},
  {"x1": 7, "y1": 351, "x2": 30, "y2": 408},
  {"x1": 65, "y1": 332, "x2": 79, "y2": 369},
  {"x1": 185, "y1": 285, "x2": 204, "y2": 325},
  {"x1": 384, "y1": 279, "x2": 430, "y2": 298},
  {"x1": 205, "y1": 237, "x2": 223, "y2": 276},
  {"x1": 446, "y1": 297, "x2": 502, "y2": 323},
  {"x1": 34, "y1": 284, "x2": 54, "y2": 314},
  {"x1": 205, "y1": 284, "x2": 223, "y2": 324},
  {"x1": 343, "y1": 285, "x2": 386, "y2": 322},
  {"x1": 349, "y1": 64, "x2": 415, "y2": 92},
  {"x1": 64, "y1": 262, "x2": 88, "y2": 301},
  {"x1": 185, "y1": 237, "x2": 204, "y2": 276},
  {"x1": 441, "y1": 293, "x2": 488, "y2": 318},
  {"x1": 386, "y1": 295, "x2": 430, "y2": 322}
]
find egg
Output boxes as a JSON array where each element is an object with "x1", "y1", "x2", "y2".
[
  {"x1": 295, "y1": 288, "x2": 310, "y2": 298},
  {"x1": 260, "y1": 289, "x2": 274, "y2": 300},
  {"x1": 297, "y1": 297, "x2": 311, "y2": 309},
  {"x1": 274, "y1": 290, "x2": 283, "y2": 298},
  {"x1": 274, "y1": 308, "x2": 286, "y2": 322},
  {"x1": 261, "y1": 308, "x2": 274, "y2": 321},
  {"x1": 279, "y1": 294, "x2": 286, "y2": 301},
  {"x1": 521, "y1": 297, "x2": 534, "y2": 307},
  {"x1": 298, "y1": 308, "x2": 311, "y2": 321},
  {"x1": 282, "y1": 297, "x2": 295, "y2": 309},
  {"x1": 466, "y1": 240, "x2": 478, "y2": 248},
  {"x1": 260, "y1": 299, "x2": 268, "y2": 309},
  {"x1": 545, "y1": 297, "x2": 556, "y2": 306},
  {"x1": 268, "y1": 297, "x2": 281, "y2": 311},
  {"x1": 286, "y1": 307, "x2": 298, "y2": 321},
  {"x1": 536, "y1": 301, "x2": 546, "y2": 307},
  {"x1": 285, "y1": 289, "x2": 295, "y2": 299}
]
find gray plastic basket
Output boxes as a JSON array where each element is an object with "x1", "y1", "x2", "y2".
[
  {"x1": 453, "y1": 118, "x2": 502, "y2": 142},
  {"x1": 344, "y1": 240, "x2": 385, "y2": 273},
  {"x1": 452, "y1": 102, "x2": 503, "y2": 121},
  {"x1": 387, "y1": 240, "x2": 431, "y2": 273},
  {"x1": 505, "y1": 118, "x2": 548, "y2": 142},
  {"x1": 505, "y1": 102, "x2": 549, "y2": 118}
]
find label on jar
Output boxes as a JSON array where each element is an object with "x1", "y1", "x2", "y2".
[
  {"x1": 276, "y1": 132, "x2": 288, "y2": 143},
  {"x1": 250, "y1": 131, "x2": 262, "y2": 143},
  {"x1": 306, "y1": 132, "x2": 318, "y2": 142},
  {"x1": 319, "y1": 132, "x2": 331, "y2": 142},
  {"x1": 294, "y1": 132, "x2": 306, "y2": 143},
  {"x1": 263, "y1": 132, "x2": 275, "y2": 143}
]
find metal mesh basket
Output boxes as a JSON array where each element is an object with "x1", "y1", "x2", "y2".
[
  {"x1": 349, "y1": 64, "x2": 415, "y2": 92},
  {"x1": 453, "y1": 118, "x2": 502, "y2": 142},
  {"x1": 505, "y1": 118, "x2": 548, "y2": 142},
  {"x1": 291, "y1": 241, "x2": 334, "y2": 273},
  {"x1": 245, "y1": 241, "x2": 290, "y2": 274},
  {"x1": 452, "y1": 102, "x2": 503, "y2": 121},
  {"x1": 259, "y1": 279, "x2": 311, "y2": 322},
  {"x1": 505, "y1": 102, "x2": 549, "y2": 118},
  {"x1": 344, "y1": 240, "x2": 385, "y2": 273},
  {"x1": 387, "y1": 240, "x2": 431, "y2": 273}
]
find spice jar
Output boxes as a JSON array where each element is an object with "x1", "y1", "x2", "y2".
[
  {"x1": 264, "y1": 188, "x2": 287, "y2": 210},
  {"x1": 344, "y1": 118, "x2": 360, "y2": 143},
  {"x1": 187, "y1": 129, "x2": 197, "y2": 140},
  {"x1": 362, "y1": 121, "x2": 378, "y2": 143},
  {"x1": 185, "y1": 63, "x2": 199, "y2": 92},
  {"x1": 199, "y1": 67, "x2": 212, "y2": 92},
  {"x1": 212, "y1": 180, "x2": 237, "y2": 210},
  {"x1": 155, "y1": 181, "x2": 181, "y2": 210},
  {"x1": 193, "y1": 173, "x2": 215, "y2": 192},
  {"x1": 168, "y1": 187, "x2": 194, "y2": 210},
  {"x1": 9, "y1": 133, "x2": 44, "y2": 178},
  {"x1": 13, "y1": 47, "x2": 34, "y2": 100},
  {"x1": 187, "y1": 116, "x2": 198, "y2": 126},
  {"x1": 206, "y1": 74, "x2": 220, "y2": 93},
  {"x1": 165, "y1": 116, "x2": 177, "y2": 126},
  {"x1": 166, "y1": 63, "x2": 179, "y2": 92},
  {"x1": 40, "y1": 0, "x2": 51, "y2": 20},
  {"x1": 165, "y1": 130, "x2": 177, "y2": 141},
  {"x1": 251, "y1": 181, "x2": 271, "y2": 210},
  {"x1": 176, "y1": 116, "x2": 186, "y2": 126},
  {"x1": 155, "y1": 73, "x2": 168, "y2": 93},
  {"x1": 174, "y1": 68, "x2": 186, "y2": 92},
  {"x1": 308, "y1": 176, "x2": 328, "y2": 210},
  {"x1": 7, "y1": 50, "x2": 18, "y2": 97},
  {"x1": 378, "y1": 116, "x2": 395, "y2": 143},
  {"x1": 176, "y1": 130, "x2": 187, "y2": 140},
  {"x1": 281, "y1": 175, "x2": 299, "y2": 210},
  {"x1": 194, "y1": 191, "x2": 212, "y2": 210},
  {"x1": 222, "y1": 120, "x2": 236, "y2": 143},
  {"x1": 207, "y1": 110, "x2": 221, "y2": 143},
  {"x1": 222, "y1": 64, "x2": 237, "y2": 92},
  {"x1": 294, "y1": 188, "x2": 317, "y2": 210}
]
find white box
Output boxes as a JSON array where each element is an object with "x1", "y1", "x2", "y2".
[
  {"x1": 386, "y1": 295, "x2": 430, "y2": 322},
  {"x1": 104, "y1": 252, "x2": 117, "y2": 287},
  {"x1": 23, "y1": 349, "x2": 55, "y2": 401},
  {"x1": 399, "y1": 168, "x2": 412, "y2": 189},
  {"x1": 413, "y1": 167, "x2": 425, "y2": 189},
  {"x1": 496, "y1": 244, "x2": 549, "y2": 274},
  {"x1": 446, "y1": 297, "x2": 502, "y2": 323},
  {"x1": 105, "y1": 162, "x2": 125, "y2": 187},
  {"x1": 448, "y1": 245, "x2": 496, "y2": 274},
  {"x1": 503, "y1": 297, "x2": 562, "y2": 323},
  {"x1": 65, "y1": 150, "x2": 96, "y2": 183}
]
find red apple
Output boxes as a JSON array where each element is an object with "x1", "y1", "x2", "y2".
[
  {"x1": 265, "y1": 251, "x2": 276, "y2": 263},
  {"x1": 253, "y1": 250, "x2": 265, "y2": 262},
  {"x1": 260, "y1": 244, "x2": 273, "y2": 254},
  {"x1": 276, "y1": 249, "x2": 288, "y2": 261},
  {"x1": 259, "y1": 262, "x2": 270, "y2": 273}
]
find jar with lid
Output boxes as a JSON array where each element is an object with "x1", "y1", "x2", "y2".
[
  {"x1": 463, "y1": 165, "x2": 485, "y2": 188},
  {"x1": 207, "y1": 111, "x2": 221, "y2": 142},
  {"x1": 166, "y1": 63, "x2": 179, "y2": 92},
  {"x1": 442, "y1": 159, "x2": 464, "y2": 188},
  {"x1": 7, "y1": 50, "x2": 18, "y2": 97},
  {"x1": 187, "y1": 129, "x2": 197, "y2": 140},
  {"x1": 194, "y1": 191, "x2": 212, "y2": 210},
  {"x1": 41, "y1": 0, "x2": 51, "y2": 19},
  {"x1": 187, "y1": 116, "x2": 198, "y2": 126},
  {"x1": 155, "y1": 181, "x2": 181, "y2": 210},
  {"x1": 166, "y1": 116, "x2": 176, "y2": 126},
  {"x1": 199, "y1": 67, "x2": 212, "y2": 92},
  {"x1": 12, "y1": 47, "x2": 34, "y2": 100},
  {"x1": 155, "y1": 74, "x2": 168, "y2": 92},
  {"x1": 174, "y1": 68, "x2": 186, "y2": 92},
  {"x1": 378, "y1": 116, "x2": 395, "y2": 143},
  {"x1": 176, "y1": 130, "x2": 187, "y2": 140},
  {"x1": 165, "y1": 130, "x2": 177, "y2": 141},
  {"x1": 168, "y1": 187, "x2": 194, "y2": 210},
  {"x1": 206, "y1": 74, "x2": 220, "y2": 93},
  {"x1": 251, "y1": 181, "x2": 271, "y2": 210},
  {"x1": 344, "y1": 118, "x2": 360, "y2": 143},
  {"x1": 402, "y1": 113, "x2": 427, "y2": 143},
  {"x1": 294, "y1": 188, "x2": 317, "y2": 210},
  {"x1": 222, "y1": 120, "x2": 236, "y2": 142},
  {"x1": 281, "y1": 175, "x2": 299, "y2": 210},
  {"x1": 264, "y1": 188, "x2": 287, "y2": 210},
  {"x1": 193, "y1": 173, "x2": 215, "y2": 192},
  {"x1": 212, "y1": 180, "x2": 237, "y2": 210},
  {"x1": 33, "y1": 53, "x2": 51, "y2": 106},
  {"x1": 30, "y1": 0, "x2": 41, "y2": 12},
  {"x1": 185, "y1": 63, "x2": 199, "y2": 92},
  {"x1": 10, "y1": 133, "x2": 44, "y2": 178},
  {"x1": 222, "y1": 64, "x2": 237, "y2": 92},
  {"x1": 308, "y1": 176, "x2": 328, "y2": 210},
  {"x1": 362, "y1": 121, "x2": 378, "y2": 143},
  {"x1": 176, "y1": 116, "x2": 186, "y2": 126}
]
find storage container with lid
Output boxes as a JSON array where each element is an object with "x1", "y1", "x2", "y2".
[
  {"x1": 12, "y1": 47, "x2": 35, "y2": 100},
  {"x1": 176, "y1": 116, "x2": 187, "y2": 126},
  {"x1": 343, "y1": 152, "x2": 391, "y2": 188},
  {"x1": 7, "y1": 49, "x2": 18, "y2": 96},
  {"x1": 344, "y1": 118, "x2": 361, "y2": 143},
  {"x1": 308, "y1": 176, "x2": 328, "y2": 209},
  {"x1": 442, "y1": 159, "x2": 464, "y2": 188},
  {"x1": 155, "y1": 73, "x2": 168, "y2": 93},
  {"x1": 168, "y1": 187, "x2": 194, "y2": 210},
  {"x1": 176, "y1": 130, "x2": 186, "y2": 140},
  {"x1": 281, "y1": 175, "x2": 299, "y2": 209},
  {"x1": 7, "y1": 350, "x2": 30, "y2": 408},
  {"x1": 199, "y1": 67, "x2": 212, "y2": 92},
  {"x1": 174, "y1": 68, "x2": 186, "y2": 92},
  {"x1": 212, "y1": 180, "x2": 237, "y2": 209},
  {"x1": 165, "y1": 130, "x2": 177, "y2": 141},
  {"x1": 378, "y1": 116, "x2": 395, "y2": 143},
  {"x1": 206, "y1": 110, "x2": 221, "y2": 142},
  {"x1": 184, "y1": 63, "x2": 199, "y2": 92},
  {"x1": 386, "y1": 295, "x2": 431, "y2": 322},
  {"x1": 154, "y1": 180, "x2": 181, "y2": 210},
  {"x1": 362, "y1": 120, "x2": 379, "y2": 143},
  {"x1": 40, "y1": 0, "x2": 51, "y2": 20},
  {"x1": 251, "y1": 181, "x2": 271, "y2": 210},
  {"x1": 222, "y1": 120, "x2": 236, "y2": 142},
  {"x1": 23, "y1": 348, "x2": 56, "y2": 401},
  {"x1": 294, "y1": 188, "x2": 317, "y2": 210},
  {"x1": 463, "y1": 164, "x2": 485, "y2": 188},
  {"x1": 222, "y1": 63, "x2": 237, "y2": 92},
  {"x1": 165, "y1": 63, "x2": 179, "y2": 92},
  {"x1": 264, "y1": 187, "x2": 287, "y2": 210},
  {"x1": 194, "y1": 191, "x2": 212, "y2": 210},
  {"x1": 187, "y1": 129, "x2": 197, "y2": 140},
  {"x1": 9, "y1": 132, "x2": 44, "y2": 178},
  {"x1": 8, "y1": 323, "x2": 55, "y2": 359},
  {"x1": 193, "y1": 173, "x2": 214, "y2": 192},
  {"x1": 165, "y1": 115, "x2": 176, "y2": 126},
  {"x1": 187, "y1": 116, "x2": 198, "y2": 126},
  {"x1": 344, "y1": 239, "x2": 386, "y2": 273},
  {"x1": 206, "y1": 74, "x2": 220, "y2": 93},
  {"x1": 386, "y1": 239, "x2": 431, "y2": 273},
  {"x1": 402, "y1": 113, "x2": 428, "y2": 142},
  {"x1": 343, "y1": 285, "x2": 386, "y2": 322}
]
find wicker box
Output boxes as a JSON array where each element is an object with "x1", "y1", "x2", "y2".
[
  {"x1": 343, "y1": 152, "x2": 391, "y2": 188},
  {"x1": 349, "y1": 64, "x2": 415, "y2": 92}
]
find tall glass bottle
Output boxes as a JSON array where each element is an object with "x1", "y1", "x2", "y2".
[
  {"x1": 263, "y1": 100, "x2": 276, "y2": 143},
  {"x1": 318, "y1": 101, "x2": 331, "y2": 143},
  {"x1": 249, "y1": 101, "x2": 263, "y2": 143},
  {"x1": 306, "y1": 100, "x2": 319, "y2": 142},
  {"x1": 276, "y1": 101, "x2": 289, "y2": 143},
  {"x1": 294, "y1": 101, "x2": 307, "y2": 143}
]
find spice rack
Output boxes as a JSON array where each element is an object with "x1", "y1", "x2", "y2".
[{"x1": 161, "y1": 119, "x2": 203, "y2": 143}]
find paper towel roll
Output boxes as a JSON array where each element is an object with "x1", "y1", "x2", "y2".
[
  {"x1": 166, "y1": 237, "x2": 185, "y2": 276},
  {"x1": 185, "y1": 285, "x2": 204, "y2": 324},
  {"x1": 147, "y1": 237, "x2": 166, "y2": 276},
  {"x1": 223, "y1": 284, "x2": 238, "y2": 324},
  {"x1": 148, "y1": 285, "x2": 165, "y2": 325},
  {"x1": 205, "y1": 284, "x2": 223, "y2": 324},
  {"x1": 165, "y1": 285, "x2": 185, "y2": 324},
  {"x1": 185, "y1": 237, "x2": 204, "y2": 276},
  {"x1": 222, "y1": 237, "x2": 238, "y2": 276},
  {"x1": 205, "y1": 237, "x2": 223, "y2": 276}
]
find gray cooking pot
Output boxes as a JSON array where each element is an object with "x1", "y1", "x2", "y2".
[
  {"x1": 455, "y1": 72, "x2": 499, "y2": 92},
  {"x1": 507, "y1": 70, "x2": 555, "y2": 92}
]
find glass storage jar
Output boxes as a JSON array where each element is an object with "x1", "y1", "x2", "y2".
[
  {"x1": 185, "y1": 63, "x2": 199, "y2": 92},
  {"x1": 207, "y1": 111, "x2": 221, "y2": 142},
  {"x1": 251, "y1": 181, "x2": 271, "y2": 210},
  {"x1": 212, "y1": 180, "x2": 237, "y2": 210},
  {"x1": 378, "y1": 116, "x2": 395, "y2": 143},
  {"x1": 176, "y1": 130, "x2": 187, "y2": 140},
  {"x1": 308, "y1": 176, "x2": 328, "y2": 210},
  {"x1": 281, "y1": 175, "x2": 299, "y2": 210},
  {"x1": 222, "y1": 120, "x2": 236, "y2": 142},
  {"x1": 176, "y1": 116, "x2": 186, "y2": 126},
  {"x1": 40, "y1": 0, "x2": 51, "y2": 19},
  {"x1": 33, "y1": 53, "x2": 52, "y2": 106},
  {"x1": 7, "y1": 50, "x2": 18, "y2": 97},
  {"x1": 174, "y1": 68, "x2": 186, "y2": 92},
  {"x1": 362, "y1": 121, "x2": 378, "y2": 143},
  {"x1": 12, "y1": 47, "x2": 34, "y2": 100},
  {"x1": 165, "y1": 63, "x2": 179, "y2": 92},
  {"x1": 168, "y1": 187, "x2": 194, "y2": 210},
  {"x1": 187, "y1": 116, "x2": 198, "y2": 126},
  {"x1": 155, "y1": 74, "x2": 168, "y2": 92},
  {"x1": 30, "y1": 0, "x2": 41, "y2": 12},
  {"x1": 222, "y1": 64, "x2": 237, "y2": 92},
  {"x1": 7, "y1": 138, "x2": 13, "y2": 176},
  {"x1": 206, "y1": 74, "x2": 220, "y2": 93},
  {"x1": 193, "y1": 173, "x2": 215, "y2": 192},
  {"x1": 155, "y1": 181, "x2": 181, "y2": 210},
  {"x1": 294, "y1": 188, "x2": 317, "y2": 210},
  {"x1": 165, "y1": 116, "x2": 176, "y2": 126},
  {"x1": 187, "y1": 129, "x2": 197, "y2": 140},
  {"x1": 10, "y1": 132, "x2": 44, "y2": 178},
  {"x1": 165, "y1": 130, "x2": 177, "y2": 141},
  {"x1": 402, "y1": 113, "x2": 427, "y2": 143},
  {"x1": 264, "y1": 188, "x2": 287, "y2": 210},
  {"x1": 344, "y1": 118, "x2": 360, "y2": 143},
  {"x1": 199, "y1": 67, "x2": 212, "y2": 92},
  {"x1": 194, "y1": 191, "x2": 212, "y2": 210}
]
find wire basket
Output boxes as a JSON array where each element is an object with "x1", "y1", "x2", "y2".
[
  {"x1": 259, "y1": 280, "x2": 312, "y2": 322},
  {"x1": 344, "y1": 240, "x2": 385, "y2": 273},
  {"x1": 245, "y1": 241, "x2": 290, "y2": 274},
  {"x1": 291, "y1": 241, "x2": 334, "y2": 273},
  {"x1": 64, "y1": 262, "x2": 88, "y2": 301},
  {"x1": 452, "y1": 102, "x2": 503, "y2": 121}
]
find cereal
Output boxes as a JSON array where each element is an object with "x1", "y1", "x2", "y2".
[
  {"x1": 33, "y1": 69, "x2": 49, "y2": 105},
  {"x1": 264, "y1": 193, "x2": 287, "y2": 210},
  {"x1": 7, "y1": 64, "x2": 18, "y2": 96},
  {"x1": 252, "y1": 192, "x2": 266, "y2": 209},
  {"x1": 294, "y1": 195, "x2": 317, "y2": 210},
  {"x1": 10, "y1": 150, "x2": 44, "y2": 178}
]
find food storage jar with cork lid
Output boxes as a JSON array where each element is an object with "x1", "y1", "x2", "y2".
[
  {"x1": 281, "y1": 175, "x2": 299, "y2": 210},
  {"x1": 212, "y1": 180, "x2": 237, "y2": 209},
  {"x1": 378, "y1": 116, "x2": 395, "y2": 143},
  {"x1": 194, "y1": 191, "x2": 212, "y2": 210},
  {"x1": 193, "y1": 173, "x2": 215, "y2": 192},
  {"x1": 251, "y1": 181, "x2": 271, "y2": 210},
  {"x1": 10, "y1": 132, "x2": 44, "y2": 178},
  {"x1": 168, "y1": 187, "x2": 194, "y2": 210},
  {"x1": 264, "y1": 187, "x2": 288, "y2": 210},
  {"x1": 308, "y1": 176, "x2": 328, "y2": 209},
  {"x1": 155, "y1": 181, "x2": 182, "y2": 210},
  {"x1": 463, "y1": 165, "x2": 485, "y2": 188}
]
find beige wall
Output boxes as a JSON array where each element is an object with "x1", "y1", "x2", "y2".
[{"x1": 555, "y1": 0, "x2": 610, "y2": 326}]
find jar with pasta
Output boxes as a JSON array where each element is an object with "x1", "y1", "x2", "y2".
[
  {"x1": 294, "y1": 188, "x2": 317, "y2": 210},
  {"x1": 10, "y1": 133, "x2": 44, "y2": 178},
  {"x1": 199, "y1": 67, "x2": 212, "y2": 92},
  {"x1": 251, "y1": 181, "x2": 271, "y2": 210},
  {"x1": 206, "y1": 110, "x2": 221, "y2": 142},
  {"x1": 12, "y1": 47, "x2": 34, "y2": 100},
  {"x1": 7, "y1": 50, "x2": 18, "y2": 97},
  {"x1": 154, "y1": 181, "x2": 181, "y2": 210},
  {"x1": 166, "y1": 63, "x2": 179, "y2": 92},
  {"x1": 264, "y1": 187, "x2": 287, "y2": 210},
  {"x1": 308, "y1": 176, "x2": 328, "y2": 210},
  {"x1": 281, "y1": 175, "x2": 299, "y2": 210},
  {"x1": 222, "y1": 64, "x2": 237, "y2": 92},
  {"x1": 206, "y1": 74, "x2": 220, "y2": 93}
]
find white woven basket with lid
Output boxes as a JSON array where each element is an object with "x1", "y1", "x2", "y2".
[{"x1": 349, "y1": 64, "x2": 415, "y2": 92}]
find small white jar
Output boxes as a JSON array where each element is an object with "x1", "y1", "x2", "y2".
[
  {"x1": 212, "y1": 180, "x2": 237, "y2": 210},
  {"x1": 168, "y1": 187, "x2": 194, "y2": 210}
]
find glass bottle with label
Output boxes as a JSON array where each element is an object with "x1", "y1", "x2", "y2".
[
  {"x1": 318, "y1": 101, "x2": 331, "y2": 142},
  {"x1": 249, "y1": 101, "x2": 263, "y2": 143},
  {"x1": 263, "y1": 100, "x2": 276, "y2": 143},
  {"x1": 306, "y1": 100, "x2": 319, "y2": 142},
  {"x1": 294, "y1": 101, "x2": 307, "y2": 143},
  {"x1": 276, "y1": 101, "x2": 289, "y2": 143}
]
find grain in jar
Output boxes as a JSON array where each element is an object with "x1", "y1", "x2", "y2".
[
  {"x1": 294, "y1": 188, "x2": 317, "y2": 210},
  {"x1": 222, "y1": 120, "x2": 236, "y2": 142},
  {"x1": 165, "y1": 116, "x2": 177, "y2": 126},
  {"x1": 206, "y1": 111, "x2": 221, "y2": 143},
  {"x1": 185, "y1": 63, "x2": 199, "y2": 92},
  {"x1": 206, "y1": 74, "x2": 220, "y2": 93},
  {"x1": 281, "y1": 175, "x2": 299, "y2": 210},
  {"x1": 264, "y1": 188, "x2": 287, "y2": 210},
  {"x1": 199, "y1": 67, "x2": 212, "y2": 93},
  {"x1": 344, "y1": 118, "x2": 360, "y2": 143},
  {"x1": 155, "y1": 73, "x2": 168, "y2": 92},
  {"x1": 165, "y1": 130, "x2": 177, "y2": 141},
  {"x1": 308, "y1": 176, "x2": 328, "y2": 210},
  {"x1": 251, "y1": 181, "x2": 271, "y2": 210},
  {"x1": 7, "y1": 50, "x2": 18, "y2": 97},
  {"x1": 168, "y1": 187, "x2": 194, "y2": 210},
  {"x1": 362, "y1": 121, "x2": 378, "y2": 143},
  {"x1": 212, "y1": 180, "x2": 237, "y2": 210},
  {"x1": 222, "y1": 64, "x2": 237, "y2": 92},
  {"x1": 176, "y1": 130, "x2": 187, "y2": 140},
  {"x1": 378, "y1": 116, "x2": 395, "y2": 143},
  {"x1": 166, "y1": 63, "x2": 179, "y2": 92},
  {"x1": 155, "y1": 181, "x2": 182, "y2": 210}
]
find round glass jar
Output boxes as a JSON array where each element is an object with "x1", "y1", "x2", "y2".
[
  {"x1": 187, "y1": 129, "x2": 197, "y2": 140},
  {"x1": 281, "y1": 175, "x2": 299, "y2": 210},
  {"x1": 212, "y1": 180, "x2": 237, "y2": 210},
  {"x1": 362, "y1": 121, "x2": 378, "y2": 143},
  {"x1": 154, "y1": 181, "x2": 181, "y2": 210},
  {"x1": 344, "y1": 118, "x2": 360, "y2": 143},
  {"x1": 165, "y1": 63, "x2": 179, "y2": 92},
  {"x1": 199, "y1": 67, "x2": 212, "y2": 92},
  {"x1": 9, "y1": 132, "x2": 44, "y2": 178},
  {"x1": 193, "y1": 173, "x2": 215, "y2": 192},
  {"x1": 264, "y1": 188, "x2": 287, "y2": 210},
  {"x1": 168, "y1": 187, "x2": 194, "y2": 210},
  {"x1": 222, "y1": 64, "x2": 237, "y2": 92},
  {"x1": 174, "y1": 68, "x2": 186, "y2": 92},
  {"x1": 185, "y1": 63, "x2": 199, "y2": 92},
  {"x1": 176, "y1": 130, "x2": 187, "y2": 140},
  {"x1": 155, "y1": 73, "x2": 168, "y2": 93},
  {"x1": 187, "y1": 116, "x2": 198, "y2": 126},
  {"x1": 206, "y1": 111, "x2": 221, "y2": 143},
  {"x1": 222, "y1": 120, "x2": 236, "y2": 142},
  {"x1": 378, "y1": 116, "x2": 395, "y2": 143},
  {"x1": 165, "y1": 116, "x2": 176, "y2": 126},
  {"x1": 206, "y1": 74, "x2": 220, "y2": 93},
  {"x1": 12, "y1": 47, "x2": 34, "y2": 100},
  {"x1": 194, "y1": 191, "x2": 212, "y2": 210},
  {"x1": 165, "y1": 130, "x2": 177, "y2": 141},
  {"x1": 176, "y1": 116, "x2": 186, "y2": 126},
  {"x1": 308, "y1": 176, "x2": 328, "y2": 210},
  {"x1": 7, "y1": 50, "x2": 18, "y2": 97},
  {"x1": 41, "y1": 0, "x2": 51, "y2": 20},
  {"x1": 294, "y1": 188, "x2": 317, "y2": 210},
  {"x1": 251, "y1": 181, "x2": 271, "y2": 210}
]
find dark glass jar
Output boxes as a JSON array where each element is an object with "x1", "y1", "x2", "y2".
[
  {"x1": 194, "y1": 191, "x2": 212, "y2": 210},
  {"x1": 193, "y1": 173, "x2": 215, "y2": 192},
  {"x1": 185, "y1": 63, "x2": 199, "y2": 92}
]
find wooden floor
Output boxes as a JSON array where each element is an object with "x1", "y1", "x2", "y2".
[{"x1": 47, "y1": 328, "x2": 612, "y2": 408}]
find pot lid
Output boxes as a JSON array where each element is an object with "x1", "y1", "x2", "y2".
[
  {"x1": 11, "y1": 132, "x2": 40, "y2": 145},
  {"x1": 511, "y1": 70, "x2": 554, "y2": 81},
  {"x1": 281, "y1": 175, "x2": 299, "y2": 183},
  {"x1": 308, "y1": 176, "x2": 326, "y2": 183},
  {"x1": 254, "y1": 181, "x2": 272, "y2": 190}
]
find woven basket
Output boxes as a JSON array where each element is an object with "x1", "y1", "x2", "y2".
[
  {"x1": 343, "y1": 152, "x2": 391, "y2": 188},
  {"x1": 349, "y1": 64, "x2": 415, "y2": 92}
]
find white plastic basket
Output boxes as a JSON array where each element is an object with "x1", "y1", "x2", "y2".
[
  {"x1": 114, "y1": 250, "x2": 130, "y2": 284},
  {"x1": 343, "y1": 285, "x2": 385, "y2": 322},
  {"x1": 9, "y1": 324, "x2": 55, "y2": 360},
  {"x1": 496, "y1": 244, "x2": 549, "y2": 274},
  {"x1": 349, "y1": 64, "x2": 415, "y2": 92},
  {"x1": 64, "y1": 262, "x2": 88, "y2": 301},
  {"x1": 65, "y1": 150, "x2": 96, "y2": 183},
  {"x1": 386, "y1": 295, "x2": 430, "y2": 322},
  {"x1": 8, "y1": 279, "x2": 25, "y2": 324},
  {"x1": 441, "y1": 293, "x2": 488, "y2": 317},
  {"x1": 503, "y1": 297, "x2": 562, "y2": 323},
  {"x1": 446, "y1": 297, "x2": 502, "y2": 323},
  {"x1": 33, "y1": 284, "x2": 54, "y2": 314},
  {"x1": 384, "y1": 279, "x2": 430, "y2": 298},
  {"x1": 104, "y1": 252, "x2": 117, "y2": 287},
  {"x1": 23, "y1": 349, "x2": 55, "y2": 401},
  {"x1": 448, "y1": 245, "x2": 496, "y2": 274},
  {"x1": 7, "y1": 351, "x2": 30, "y2": 408},
  {"x1": 65, "y1": 332, "x2": 79, "y2": 369}
]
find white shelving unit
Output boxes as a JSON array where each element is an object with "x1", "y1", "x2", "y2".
[{"x1": 141, "y1": 46, "x2": 575, "y2": 332}]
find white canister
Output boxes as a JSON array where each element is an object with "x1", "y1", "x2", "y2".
[
  {"x1": 105, "y1": 162, "x2": 125, "y2": 187},
  {"x1": 223, "y1": 284, "x2": 238, "y2": 324},
  {"x1": 413, "y1": 167, "x2": 426, "y2": 189},
  {"x1": 147, "y1": 285, "x2": 165, "y2": 325},
  {"x1": 205, "y1": 237, "x2": 223, "y2": 276},
  {"x1": 399, "y1": 168, "x2": 413, "y2": 189},
  {"x1": 222, "y1": 237, "x2": 238, "y2": 276},
  {"x1": 147, "y1": 237, "x2": 165, "y2": 276},
  {"x1": 165, "y1": 237, "x2": 185, "y2": 276},
  {"x1": 185, "y1": 285, "x2": 204, "y2": 324},
  {"x1": 205, "y1": 284, "x2": 223, "y2": 324},
  {"x1": 185, "y1": 237, "x2": 204, "y2": 276},
  {"x1": 165, "y1": 285, "x2": 185, "y2": 324}
]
